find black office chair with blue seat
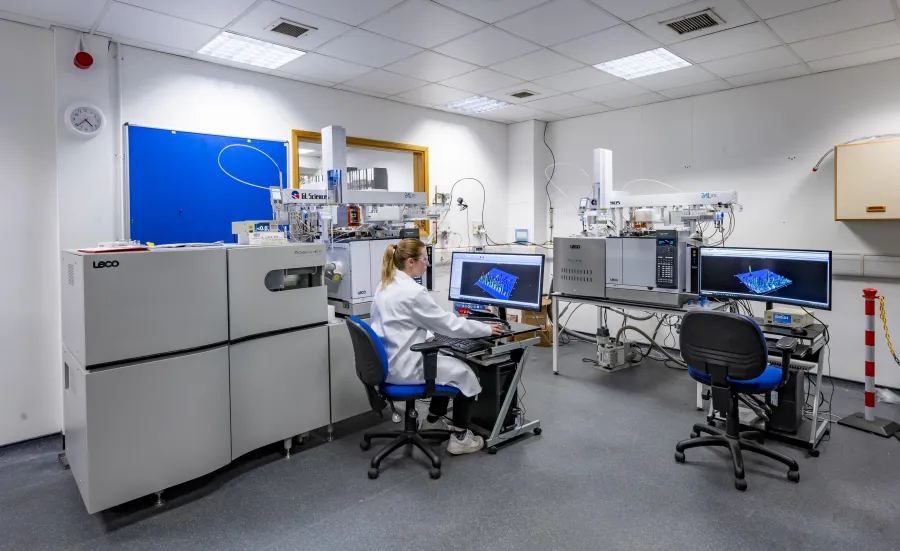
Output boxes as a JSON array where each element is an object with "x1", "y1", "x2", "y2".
[
  {"x1": 346, "y1": 316, "x2": 457, "y2": 480},
  {"x1": 675, "y1": 310, "x2": 801, "y2": 491}
]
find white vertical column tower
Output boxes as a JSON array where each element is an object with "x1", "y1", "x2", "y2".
[{"x1": 321, "y1": 125, "x2": 347, "y2": 204}]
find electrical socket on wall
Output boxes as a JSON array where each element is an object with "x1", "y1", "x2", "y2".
[{"x1": 472, "y1": 221, "x2": 485, "y2": 235}]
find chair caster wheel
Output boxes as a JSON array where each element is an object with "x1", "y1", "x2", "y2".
[
  {"x1": 488, "y1": 446, "x2": 498, "y2": 455},
  {"x1": 360, "y1": 440, "x2": 371, "y2": 451},
  {"x1": 533, "y1": 427, "x2": 542, "y2": 436},
  {"x1": 690, "y1": 432, "x2": 699, "y2": 438},
  {"x1": 787, "y1": 470, "x2": 800, "y2": 483},
  {"x1": 808, "y1": 449, "x2": 820, "y2": 457},
  {"x1": 734, "y1": 479, "x2": 747, "y2": 491},
  {"x1": 367, "y1": 467, "x2": 379, "y2": 480},
  {"x1": 553, "y1": 371, "x2": 560, "y2": 376},
  {"x1": 429, "y1": 468, "x2": 441, "y2": 480},
  {"x1": 674, "y1": 451, "x2": 685, "y2": 463}
]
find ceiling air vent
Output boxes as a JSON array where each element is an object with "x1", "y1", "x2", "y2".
[
  {"x1": 267, "y1": 19, "x2": 317, "y2": 39},
  {"x1": 662, "y1": 9, "x2": 723, "y2": 35},
  {"x1": 509, "y1": 90, "x2": 538, "y2": 99}
]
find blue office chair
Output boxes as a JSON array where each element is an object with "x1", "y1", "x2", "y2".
[
  {"x1": 346, "y1": 316, "x2": 458, "y2": 480},
  {"x1": 675, "y1": 310, "x2": 800, "y2": 491}
]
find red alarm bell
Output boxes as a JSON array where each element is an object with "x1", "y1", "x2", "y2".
[{"x1": 74, "y1": 34, "x2": 94, "y2": 70}]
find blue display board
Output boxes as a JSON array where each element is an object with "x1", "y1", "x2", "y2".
[{"x1": 126, "y1": 125, "x2": 288, "y2": 245}]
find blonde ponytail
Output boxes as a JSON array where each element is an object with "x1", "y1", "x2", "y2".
[{"x1": 380, "y1": 238, "x2": 426, "y2": 288}]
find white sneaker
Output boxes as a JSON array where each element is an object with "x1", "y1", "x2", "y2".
[
  {"x1": 447, "y1": 429, "x2": 484, "y2": 455},
  {"x1": 420, "y1": 416, "x2": 450, "y2": 431}
]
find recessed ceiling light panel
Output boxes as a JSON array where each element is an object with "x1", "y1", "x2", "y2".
[
  {"x1": 442, "y1": 95, "x2": 513, "y2": 113},
  {"x1": 198, "y1": 32, "x2": 306, "y2": 70},
  {"x1": 594, "y1": 48, "x2": 690, "y2": 80}
]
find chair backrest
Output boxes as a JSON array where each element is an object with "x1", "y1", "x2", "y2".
[
  {"x1": 346, "y1": 316, "x2": 389, "y2": 386},
  {"x1": 680, "y1": 310, "x2": 768, "y2": 381}
]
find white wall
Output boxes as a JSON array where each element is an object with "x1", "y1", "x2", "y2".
[
  {"x1": 0, "y1": 20, "x2": 60, "y2": 446},
  {"x1": 120, "y1": 47, "x2": 509, "y2": 245},
  {"x1": 547, "y1": 58, "x2": 900, "y2": 389}
]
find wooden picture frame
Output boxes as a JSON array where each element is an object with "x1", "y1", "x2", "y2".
[{"x1": 291, "y1": 130, "x2": 430, "y2": 234}]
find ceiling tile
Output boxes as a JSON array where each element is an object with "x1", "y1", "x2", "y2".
[
  {"x1": 556, "y1": 103, "x2": 612, "y2": 117},
  {"x1": 743, "y1": 0, "x2": 833, "y2": 19},
  {"x1": 587, "y1": 0, "x2": 693, "y2": 21},
  {"x1": 486, "y1": 82, "x2": 562, "y2": 103},
  {"x1": 340, "y1": 70, "x2": 427, "y2": 96},
  {"x1": 383, "y1": 51, "x2": 479, "y2": 82},
  {"x1": 271, "y1": 71, "x2": 336, "y2": 87},
  {"x1": 0, "y1": 0, "x2": 108, "y2": 29},
  {"x1": 572, "y1": 80, "x2": 650, "y2": 102},
  {"x1": 629, "y1": 0, "x2": 758, "y2": 45},
  {"x1": 275, "y1": 0, "x2": 405, "y2": 26},
  {"x1": 790, "y1": 22, "x2": 900, "y2": 62},
  {"x1": 521, "y1": 94, "x2": 594, "y2": 113},
  {"x1": 537, "y1": 112, "x2": 570, "y2": 121},
  {"x1": 724, "y1": 63, "x2": 810, "y2": 86},
  {"x1": 98, "y1": 3, "x2": 218, "y2": 52},
  {"x1": 439, "y1": 69, "x2": 525, "y2": 93},
  {"x1": 494, "y1": 104, "x2": 552, "y2": 122},
  {"x1": 432, "y1": 0, "x2": 552, "y2": 23},
  {"x1": 228, "y1": 1, "x2": 352, "y2": 51},
  {"x1": 603, "y1": 92, "x2": 666, "y2": 109},
  {"x1": 334, "y1": 84, "x2": 391, "y2": 98},
  {"x1": 551, "y1": 25, "x2": 661, "y2": 65},
  {"x1": 392, "y1": 83, "x2": 472, "y2": 106},
  {"x1": 361, "y1": 0, "x2": 484, "y2": 49},
  {"x1": 669, "y1": 22, "x2": 781, "y2": 64},
  {"x1": 533, "y1": 66, "x2": 622, "y2": 92},
  {"x1": 629, "y1": 65, "x2": 718, "y2": 91},
  {"x1": 433, "y1": 26, "x2": 541, "y2": 66},
  {"x1": 191, "y1": 52, "x2": 275, "y2": 74},
  {"x1": 807, "y1": 43, "x2": 900, "y2": 72},
  {"x1": 315, "y1": 29, "x2": 421, "y2": 67},
  {"x1": 119, "y1": 0, "x2": 255, "y2": 27},
  {"x1": 766, "y1": 0, "x2": 895, "y2": 44},
  {"x1": 701, "y1": 46, "x2": 798, "y2": 78},
  {"x1": 490, "y1": 49, "x2": 583, "y2": 81},
  {"x1": 277, "y1": 52, "x2": 372, "y2": 83},
  {"x1": 657, "y1": 78, "x2": 731, "y2": 98},
  {"x1": 496, "y1": 0, "x2": 618, "y2": 47}
]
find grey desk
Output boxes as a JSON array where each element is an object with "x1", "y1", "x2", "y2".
[{"x1": 442, "y1": 321, "x2": 541, "y2": 453}]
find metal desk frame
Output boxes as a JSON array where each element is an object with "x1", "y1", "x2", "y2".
[
  {"x1": 549, "y1": 293, "x2": 829, "y2": 453},
  {"x1": 444, "y1": 329, "x2": 541, "y2": 452}
]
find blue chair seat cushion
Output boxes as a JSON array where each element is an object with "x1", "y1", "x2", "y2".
[
  {"x1": 381, "y1": 383, "x2": 460, "y2": 399},
  {"x1": 688, "y1": 365, "x2": 783, "y2": 393}
]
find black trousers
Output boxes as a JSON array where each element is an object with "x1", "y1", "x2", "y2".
[{"x1": 428, "y1": 394, "x2": 475, "y2": 429}]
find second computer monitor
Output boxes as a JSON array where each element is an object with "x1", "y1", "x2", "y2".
[
  {"x1": 699, "y1": 247, "x2": 832, "y2": 310},
  {"x1": 449, "y1": 252, "x2": 545, "y2": 312}
]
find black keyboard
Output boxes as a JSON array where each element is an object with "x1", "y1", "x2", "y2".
[{"x1": 432, "y1": 333, "x2": 489, "y2": 354}]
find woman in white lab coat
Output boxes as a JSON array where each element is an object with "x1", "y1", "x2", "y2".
[{"x1": 370, "y1": 238, "x2": 502, "y2": 455}]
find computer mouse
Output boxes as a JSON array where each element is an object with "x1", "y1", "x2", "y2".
[{"x1": 790, "y1": 327, "x2": 808, "y2": 336}]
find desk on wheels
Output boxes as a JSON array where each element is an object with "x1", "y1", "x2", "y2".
[
  {"x1": 549, "y1": 293, "x2": 830, "y2": 454},
  {"x1": 443, "y1": 321, "x2": 541, "y2": 454}
]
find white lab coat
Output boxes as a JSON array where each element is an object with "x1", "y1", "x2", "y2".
[{"x1": 370, "y1": 270, "x2": 491, "y2": 397}]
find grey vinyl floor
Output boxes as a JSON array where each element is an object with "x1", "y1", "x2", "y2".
[{"x1": 2, "y1": 341, "x2": 899, "y2": 551}]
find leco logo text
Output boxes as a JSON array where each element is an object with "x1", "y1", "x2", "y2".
[
  {"x1": 569, "y1": 244, "x2": 581, "y2": 249},
  {"x1": 93, "y1": 261, "x2": 120, "y2": 269}
]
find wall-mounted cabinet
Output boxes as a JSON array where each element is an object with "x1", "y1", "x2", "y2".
[{"x1": 835, "y1": 140, "x2": 900, "y2": 221}]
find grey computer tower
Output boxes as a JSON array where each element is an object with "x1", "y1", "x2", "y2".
[{"x1": 553, "y1": 237, "x2": 606, "y2": 298}]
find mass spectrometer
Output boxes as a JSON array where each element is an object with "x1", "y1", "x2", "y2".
[{"x1": 553, "y1": 148, "x2": 741, "y2": 308}]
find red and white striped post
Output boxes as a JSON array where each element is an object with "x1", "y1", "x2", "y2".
[
  {"x1": 838, "y1": 287, "x2": 900, "y2": 437},
  {"x1": 863, "y1": 288, "x2": 877, "y2": 422}
]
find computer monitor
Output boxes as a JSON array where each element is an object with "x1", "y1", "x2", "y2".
[
  {"x1": 699, "y1": 247, "x2": 832, "y2": 310},
  {"x1": 449, "y1": 252, "x2": 545, "y2": 312}
]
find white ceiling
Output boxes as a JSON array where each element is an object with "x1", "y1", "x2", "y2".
[{"x1": 3, "y1": 0, "x2": 900, "y2": 124}]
